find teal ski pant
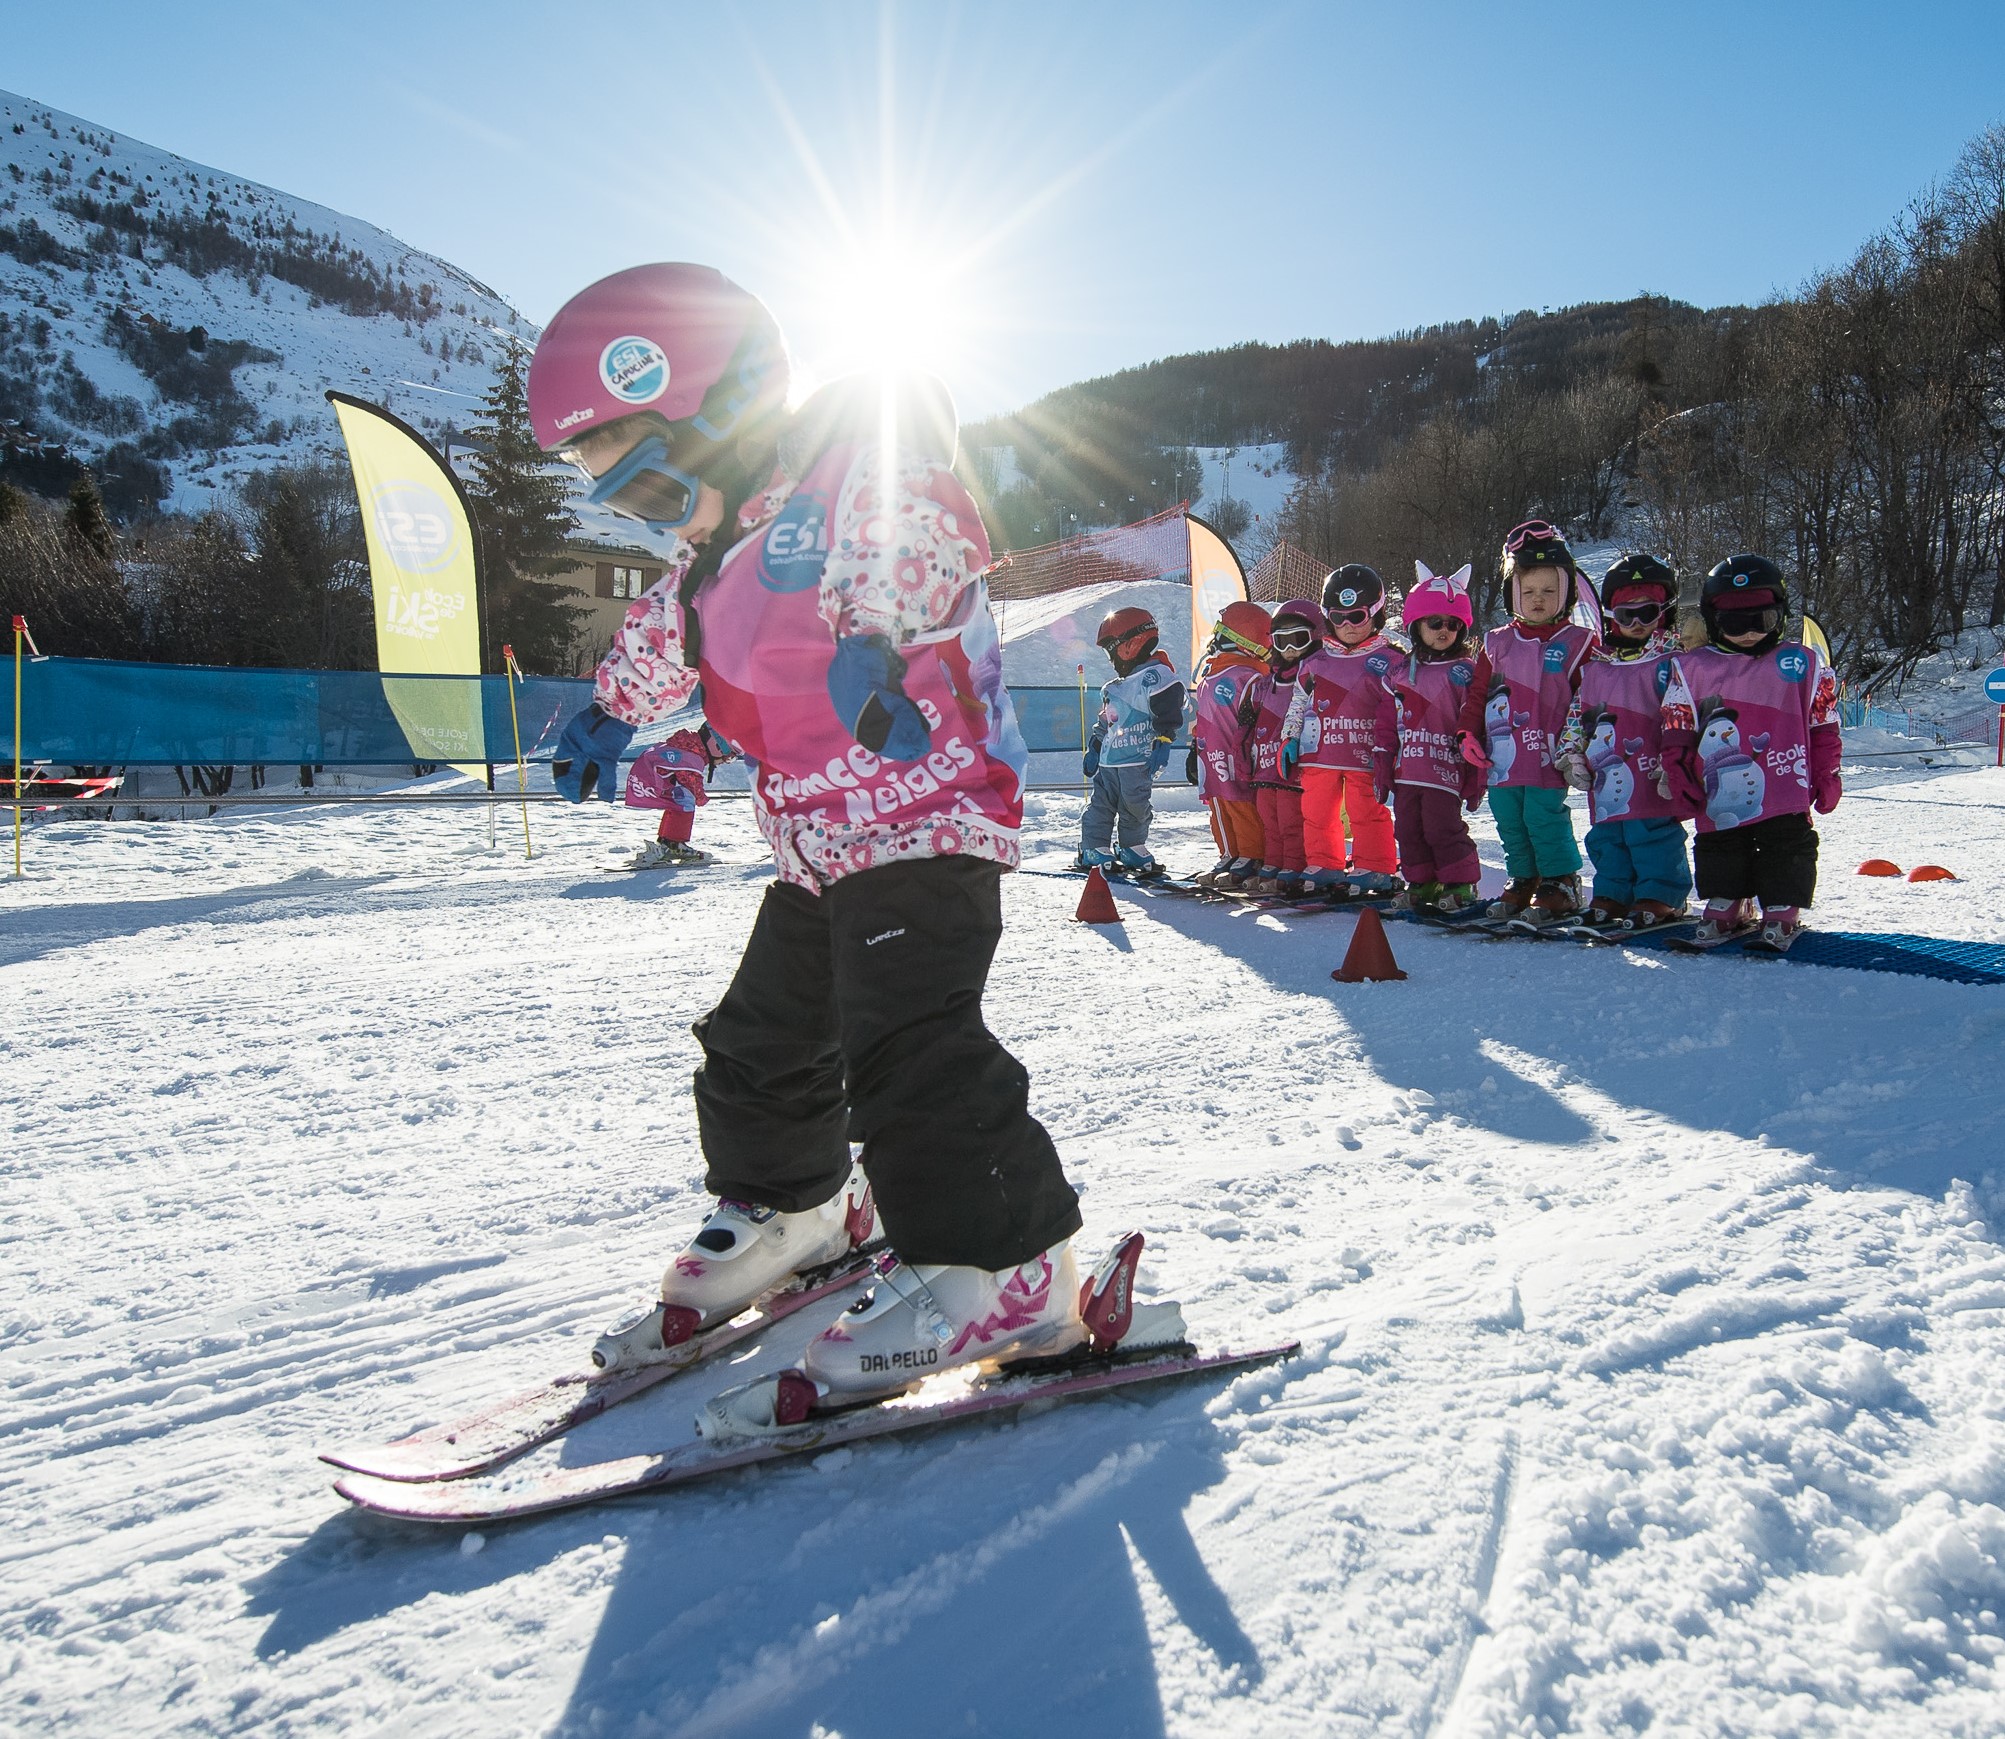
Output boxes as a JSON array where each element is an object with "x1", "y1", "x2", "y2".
[
  {"x1": 1488, "y1": 784, "x2": 1581, "y2": 880},
  {"x1": 1584, "y1": 817, "x2": 1692, "y2": 907}
]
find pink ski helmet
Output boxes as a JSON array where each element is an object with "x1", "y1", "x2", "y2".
[
  {"x1": 527, "y1": 263, "x2": 789, "y2": 530},
  {"x1": 1403, "y1": 560, "x2": 1474, "y2": 630}
]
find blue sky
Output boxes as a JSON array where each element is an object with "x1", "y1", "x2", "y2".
[{"x1": 6, "y1": 1, "x2": 2004, "y2": 417}]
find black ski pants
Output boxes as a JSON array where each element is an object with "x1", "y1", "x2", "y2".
[
  {"x1": 1693, "y1": 810, "x2": 1819, "y2": 909},
  {"x1": 692, "y1": 855, "x2": 1082, "y2": 1270}
]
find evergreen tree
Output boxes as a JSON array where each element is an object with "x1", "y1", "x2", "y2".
[
  {"x1": 63, "y1": 472, "x2": 115, "y2": 559},
  {"x1": 465, "y1": 339, "x2": 583, "y2": 673}
]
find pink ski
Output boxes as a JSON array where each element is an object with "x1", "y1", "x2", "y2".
[
  {"x1": 318, "y1": 1253, "x2": 877, "y2": 1484},
  {"x1": 333, "y1": 1339, "x2": 1298, "y2": 1523}
]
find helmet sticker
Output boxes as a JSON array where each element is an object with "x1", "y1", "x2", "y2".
[
  {"x1": 600, "y1": 335, "x2": 671, "y2": 405},
  {"x1": 1338, "y1": 588, "x2": 1358, "y2": 607}
]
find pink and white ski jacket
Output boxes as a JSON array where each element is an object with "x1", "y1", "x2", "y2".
[
  {"x1": 1389, "y1": 650, "x2": 1482, "y2": 798},
  {"x1": 1456, "y1": 622, "x2": 1596, "y2": 791},
  {"x1": 590, "y1": 441, "x2": 1026, "y2": 891},
  {"x1": 1189, "y1": 648, "x2": 1263, "y2": 803},
  {"x1": 1239, "y1": 665, "x2": 1305, "y2": 791},
  {"x1": 1660, "y1": 641, "x2": 1841, "y2": 833},
  {"x1": 1558, "y1": 631, "x2": 1684, "y2": 826},
  {"x1": 1279, "y1": 637, "x2": 1399, "y2": 776}
]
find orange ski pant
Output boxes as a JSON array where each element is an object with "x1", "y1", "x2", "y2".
[
  {"x1": 1300, "y1": 766, "x2": 1396, "y2": 874},
  {"x1": 1206, "y1": 796, "x2": 1264, "y2": 861}
]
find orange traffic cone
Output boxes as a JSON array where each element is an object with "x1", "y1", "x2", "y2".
[
  {"x1": 1074, "y1": 866, "x2": 1122, "y2": 924},
  {"x1": 1857, "y1": 859, "x2": 1903, "y2": 877},
  {"x1": 1331, "y1": 905, "x2": 1406, "y2": 983},
  {"x1": 1908, "y1": 864, "x2": 1957, "y2": 882}
]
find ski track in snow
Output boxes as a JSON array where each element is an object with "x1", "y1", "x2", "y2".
[{"x1": 4, "y1": 767, "x2": 2005, "y2": 1736}]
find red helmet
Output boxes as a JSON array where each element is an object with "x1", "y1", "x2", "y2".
[
  {"x1": 527, "y1": 263, "x2": 789, "y2": 530},
  {"x1": 1215, "y1": 599, "x2": 1272, "y2": 654}
]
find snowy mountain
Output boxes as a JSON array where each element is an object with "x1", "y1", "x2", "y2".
[{"x1": 0, "y1": 90, "x2": 532, "y2": 516}]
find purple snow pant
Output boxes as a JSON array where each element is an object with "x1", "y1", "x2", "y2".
[{"x1": 1393, "y1": 784, "x2": 1481, "y2": 886}]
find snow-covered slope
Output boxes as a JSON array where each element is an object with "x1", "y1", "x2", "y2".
[
  {"x1": 0, "y1": 90, "x2": 531, "y2": 512},
  {"x1": 3, "y1": 758, "x2": 2004, "y2": 1736}
]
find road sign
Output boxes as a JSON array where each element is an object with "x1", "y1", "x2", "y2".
[{"x1": 1985, "y1": 668, "x2": 2005, "y2": 703}]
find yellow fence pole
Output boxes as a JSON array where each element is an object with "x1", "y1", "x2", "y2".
[
  {"x1": 502, "y1": 644, "x2": 533, "y2": 861},
  {"x1": 1077, "y1": 663, "x2": 1087, "y2": 794},
  {"x1": 11, "y1": 614, "x2": 24, "y2": 879}
]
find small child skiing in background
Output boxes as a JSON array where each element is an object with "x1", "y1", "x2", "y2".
[
  {"x1": 1388, "y1": 561, "x2": 1486, "y2": 912},
  {"x1": 1280, "y1": 565, "x2": 1401, "y2": 897},
  {"x1": 1555, "y1": 553, "x2": 1693, "y2": 932},
  {"x1": 1660, "y1": 554, "x2": 1841, "y2": 951},
  {"x1": 1078, "y1": 606, "x2": 1184, "y2": 876},
  {"x1": 1456, "y1": 520, "x2": 1597, "y2": 923},
  {"x1": 1237, "y1": 598, "x2": 1321, "y2": 895},
  {"x1": 1189, "y1": 599, "x2": 1271, "y2": 887},
  {"x1": 623, "y1": 724, "x2": 733, "y2": 868}
]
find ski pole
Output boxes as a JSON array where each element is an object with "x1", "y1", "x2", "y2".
[{"x1": 502, "y1": 644, "x2": 533, "y2": 860}]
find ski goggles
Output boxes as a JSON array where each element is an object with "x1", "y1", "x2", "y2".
[
  {"x1": 582, "y1": 433, "x2": 704, "y2": 530},
  {"x1": 1503, "y1": 519, "x2": 1565, "y2": 556},
  {"x1": 1326, "y1": 606, "x2": 1373, "y2": 627},
  {"x1": 1271, "y1": 624, "x2": 1318, "y2": 655},
  {"x1": 1715, "y1": 604, "x2": 1782, "y2": 637},
  {"x1": 1608, "y1": 600, "x2": 1668, "y2": 627}
]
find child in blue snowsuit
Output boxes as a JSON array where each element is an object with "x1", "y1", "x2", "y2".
[{"x1": 1077, "y1": 605, "x2": 1184, "y2": 875}]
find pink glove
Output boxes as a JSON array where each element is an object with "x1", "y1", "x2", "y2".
[
  {"x1": 1814, "y1": 767, "x2": 1842, "y2": 814},
  {"x1": 1458, "y1": 731, "x2": 1491, "y2": 770},
  {"x1": 1460, "y1": 760, "x2": 1488, "y2": 810},
  {"x1": 1658, "y1": 728, "x2": 1707, "y2": 817},
  {"x1": 1372, "y1": 756, "x2": 1392, "y2": 808},
  {"x1": 1810, "y1": 725, "x2": 1842, "y2": 814}
]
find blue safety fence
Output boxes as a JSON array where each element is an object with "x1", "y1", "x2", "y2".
[{"x1": 1, "y1": 657, "x2": 1138, "y2": 765}]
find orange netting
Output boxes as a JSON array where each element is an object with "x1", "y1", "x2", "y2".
[
  {"x1": 1247, "y1": 539, "x2": 1331, "y2": 603},
  {"x1": 985, "y1": 504, "x2": 1193, "y2": 602}
]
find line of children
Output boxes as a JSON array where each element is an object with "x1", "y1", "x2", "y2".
[
  {"x1": 1387, "y1": 561, "x2": 1487, "y2": 911},
  {"x1": 1077, "y1": 605, "x2": 1185, "y2": 876},
  {"x1": 1554, "y1": 553, "x2": 1692, "y2": 929},
  {"x1": 1278, "y1": 566, "x2": 1402, "y2": 896},
  {"x1": 1455, "y1": 521, "x2": 1597, "y2": 922},
  {"x1": 1237, "y1": 597, "x2": 1322, "y2": 894},
  {"x1": 1189, "y1": 599, "x2": 1272, "y2": 887}
]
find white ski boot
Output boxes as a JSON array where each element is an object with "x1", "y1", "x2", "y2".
[
  {"x1": 627, "y1": 838, "x2": 711, "y2": 869},
  {"x1": 591, "y1": 1164, "x2": 876, "y2": 1371},
  {"x1": 697, "y1": 1232, "x2": 1190, "y2": 1439}
]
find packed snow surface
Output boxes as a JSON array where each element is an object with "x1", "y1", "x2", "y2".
[{"x1": 5, "y1": 754, "x2": 2005, "y2": 1736}]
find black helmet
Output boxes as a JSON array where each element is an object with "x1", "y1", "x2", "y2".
[
  {"x1": 1701, "y1": 554, "x2": 1789, "y2": 650},
  {"x1": 1500, "y1": 519, "x2": 1577, "y2": 614},
  {"x1": 1321, "y1": 563, "x2": 1387, "y2": 629},
  {"x1": 1601, "y1": 552, "x2": 1677, "y2": 602}
]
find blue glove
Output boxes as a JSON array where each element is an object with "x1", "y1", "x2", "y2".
[
  {"x1": 1280, "y1": 738, "x2": 1301, "y2": 777},
  {"x1": 1148, "y1": 740, "x2": 1171, "y2": 777},
  {"x1": 1082, "y1": 741, "x2": 1102, "y2": 778},
  {"x1": 552, "y1": 704, "x2": 635, "y2": 802},
  {"x1": 827, "y1": 634, "x2": 931, "y2": 762}
]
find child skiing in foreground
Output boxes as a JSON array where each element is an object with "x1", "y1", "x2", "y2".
[
  {"x1": 1555, "y1": 553, "x2": 1693, "y2": 931},
  {"x1": 1078, "y1": 606, "x2": 1184, "y2": 876},
  {"x1": 1660, "y1": 554, "x2": 1841, "y2": 951},
  {"x1": 530, "y1": 265, "x2": 1086, "y2": 1425},
  {"x1": 1238, "y1": 597, "x2": 1321, "y2": 894},
  {"x1": 1189, "y1": 599, "x2": 1271, "y2": 887},
  {"x1": 1388, "y1": 561, "x2": 1486, "y2": 912},
  {"x1": 622, "y1": 724, "x2": 732, "y2": 868},
  {"x1": 1280, "y1": 565, "x2": 1401, "y2": 897},
  {"x1": 1456, "y1": 520, "x2": 1596, "y2": 923}
]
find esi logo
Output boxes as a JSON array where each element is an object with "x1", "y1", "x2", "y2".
[
  {"x1": 758, "y1": 491, "x2": 829, "y2": 591},
  {"x1": 1542, "y1": 641, "x2": 1571, "y2": 671},
  {"x1": 371, "y1": 480, "x2": 459, "y2": 575},
  {"x1": 1775, "y1": 647, "x2": 1810, "y2": 683},
  {"x1": 599, "y1": 335, "x2": 670, "y2": 405},
  {"x1": 1365, "y1": 652, "x2": 1390, "y2": 676},
  {"x1": 1213, "y1": 675, "x2": 1239, "y2": 707},
  {"x1": 1655, "y1": 660, "x2": 1673, "y2": 696},
  {"x1": 1449, "y1": 660, "x2": 1474, "y2": 686}
]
